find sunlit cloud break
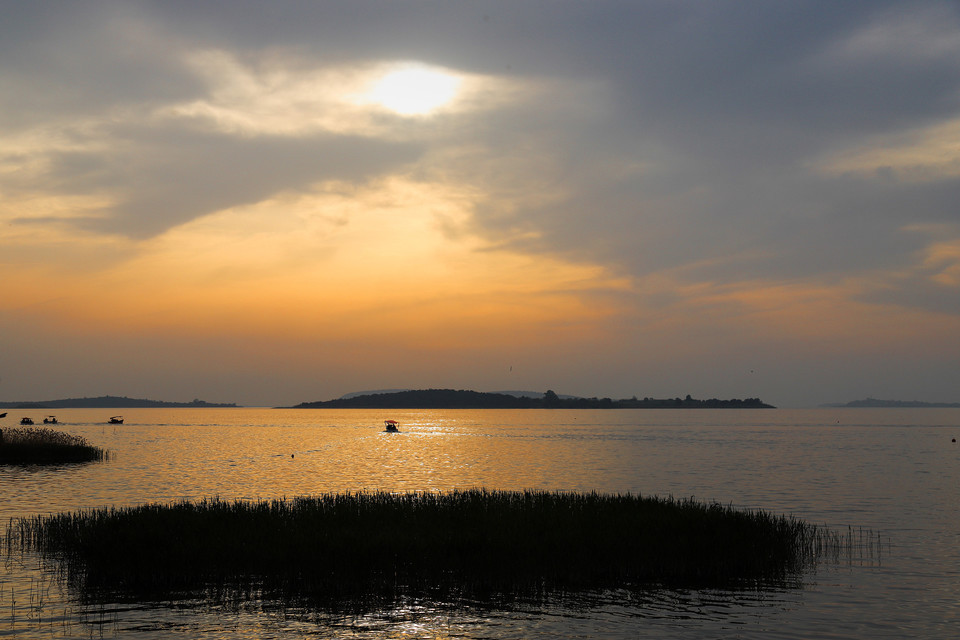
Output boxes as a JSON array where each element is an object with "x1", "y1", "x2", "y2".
[{"x1": 164, "y1": 53, "x2": 490, "y2": 138}]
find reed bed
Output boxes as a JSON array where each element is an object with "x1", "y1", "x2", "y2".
[
  {"x1": 9, "y1": 490, "x2": 833, "y2": 606},
  {"x1": 0, "y1": 427, "x2": 106, "y2": 464}
]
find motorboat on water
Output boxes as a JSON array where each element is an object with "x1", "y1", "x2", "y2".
[
  {"x1": 108, "y1": 416, "x2": 124, "y2": 424},
  {"x1": 21, "y1": 417, "x2": 34, "y2": 425},
  {"x1": 383, "y1": 419, "x2": 400, "y2": 433},
  {"x1": 43, "y1": 416, "x2": 58, "y2": 424}
]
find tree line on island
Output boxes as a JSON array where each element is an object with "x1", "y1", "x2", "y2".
[
  {"x1": 0, "y1": 391, "x2": 774, "y2": 410},
  {"x1": 291, "y1": 389, "x2": 774, "y2": 409}
]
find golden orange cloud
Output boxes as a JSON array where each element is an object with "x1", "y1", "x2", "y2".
[{"x1": 1, "y1": 177, "x2": 629, "y2": 361}]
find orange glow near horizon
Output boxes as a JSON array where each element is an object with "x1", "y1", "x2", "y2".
[
  {"x1": 7, "y1": 222, "x2": 959, "y2": 373},
  {"x1": 1, "y1": 177, "x2": 630, "y2": 363}
]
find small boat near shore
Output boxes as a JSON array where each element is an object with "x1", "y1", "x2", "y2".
[
  {"x1": 108, "y1": 416, "x2": 124, "y2": 424},
  {"x1": 21, "y1": 417, "x2": 34, "y2": 425},
  {"x1": 383, "y1": 420, "x2": 400, "y2": 433},
  {"x1": 43, "y1": 416, "x2": 58, "y2": 424}
]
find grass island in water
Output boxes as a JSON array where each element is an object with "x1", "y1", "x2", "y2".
[
  {"x1": 8, "y1": 490, "x2": 843, "y2": 607},
  {"x1": 0, "y1": 427, "x2": 106, "y2": 464}
]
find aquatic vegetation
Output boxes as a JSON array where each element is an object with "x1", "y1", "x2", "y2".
[
  {"x1": 0, "y1": 427, "x2": 106, "y2": 464},
  {"x1": 9, "y1": 490, "x2": 838, "y2": 606}
]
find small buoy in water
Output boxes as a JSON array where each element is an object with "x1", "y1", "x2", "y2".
[
  {"x1": 952, "y1": 438, "x2": 956, "y2": 443},
  {"x1": 291, "y1": 453, "x2": 295, "y2": 458}
]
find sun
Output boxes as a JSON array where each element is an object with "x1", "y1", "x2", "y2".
[{"x1": 370, "y1": 65, "x2": 460, "y2": 116}]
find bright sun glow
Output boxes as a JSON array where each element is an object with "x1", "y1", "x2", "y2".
[{"x1": 370, "y1": 66, "x2": 460, "y2": 116}]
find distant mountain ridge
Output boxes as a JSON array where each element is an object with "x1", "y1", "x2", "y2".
[
  {"x1": 0, "y1": 395, "x2": 238, "y2": 409},
  {"x1": 292, "y1": 389, "x2": 774, "y2": 409},
  {"x1": 821, "y1": 398, "x2": 960, "y2": 408}
]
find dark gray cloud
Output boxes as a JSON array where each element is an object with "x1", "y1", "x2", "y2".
[
  {"x1": 421, "y1": 0, "x2": 960, "y2": 293},
  {"x1": 37, "y1": 125, "x2": 421, "y2": 238},
  {"x1": 0, "y1": 3, "x2": 202, "y2": 125}
]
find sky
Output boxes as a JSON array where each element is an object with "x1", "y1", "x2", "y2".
[{"x1": 2, "y1": 1, "x2": 960, "y2": 408}]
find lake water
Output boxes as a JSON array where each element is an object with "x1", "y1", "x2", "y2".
[{"x1": 1, "y1": 408, "x2": 958, "y2": 638}]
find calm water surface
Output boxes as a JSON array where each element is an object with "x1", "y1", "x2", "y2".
[{"x1": 1, "y1": 408, "x2": 958, "y2": 638}]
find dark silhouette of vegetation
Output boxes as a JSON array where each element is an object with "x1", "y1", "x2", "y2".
[
  {"x1": 0, "y1": 395, "x2": 238, "y2": 409},
  {"x1": 294, "y1": 389, "x2": 537, "y2": 409},
  {"x1": 292, "y1": 389, "x2": 774, "y2": 409},
  {"x1": 0, "y1": 427, "x2": 107, "y2": 464},
  {"x1": 8, "y1": 490, "x2": 832, "y2": 608},
  {"x1": 543, "y1": 389, "x2": 562, "y2": 407},
  {"x1": 616, "y1": 395, "x2": 774, "y2": 409}
]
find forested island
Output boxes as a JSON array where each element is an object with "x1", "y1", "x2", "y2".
[
  {"x1": 0, "y1": 396, "x2": 238, "y2": 409},
  {"x1": 291, "y1": 389, "x2": 774, "y2": 409}
]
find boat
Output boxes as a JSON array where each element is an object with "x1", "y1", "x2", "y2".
[
  {"x1": 108, "y1": 416, "x2": 124, "y2": 424},
  {"x1": 20, "y1": 417, "x2": 34, "y2": 425},
  {"x1": 383, "y1": 419, "x2": 400, "y2": 433},
  {"x1": 43, "y1": 416, "x2": 58, "y2": 424}
]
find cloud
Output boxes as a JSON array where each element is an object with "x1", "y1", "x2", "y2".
[
  {"x1": 816, "y1": 118, "x2": 960, "y2": 182},
  {"x1": 824, "y1": 3, "x2": 960, "y2": 63},
  {"x1": 425, "y1": 1, "x2": 960, "y2": 295},
  {"x1": 0, "y1": 24, "x2": 521, "y2": 241},
  {"x1": 4, "y1": 116, "x2": 423, "y2": 239}
]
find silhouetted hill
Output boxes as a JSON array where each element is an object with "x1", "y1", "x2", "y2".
[
  {"x1": 338, "y1": 389, "x2": 412, "y2": 399},
  {"x1": 337, "y1": 389, "x2": 581, "y2": 401},
  {"x1": 337, "y1": 389, "x2": 582, "y2": 401},
  {"x1": 821, "y1": 397, "x2": 960, "y2": 408},
  {"x1": 0, "y1": 396, "x2": 238, "y2": 409},
  {"x1": 291, "y1": 389, "x2": 774, "y2": 409},
  {"x1": 296, "y1": 389, "x2": 540, "y2": 409}
]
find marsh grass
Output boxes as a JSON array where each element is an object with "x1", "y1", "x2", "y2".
[
  {"x1": 9, "y1": 490, "x2": 841, "y2": 607},
  {"x1": 0, "y1": 427, "x2": 106, "y2": 464}
]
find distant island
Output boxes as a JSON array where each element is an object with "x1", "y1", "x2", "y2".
[
  {"x1": 0, "y1": 396, "x2": 238, "y2": 409},
  {"x1": 821, "y1": 398, "x2": 960, "y2": 408},
  {"x1": 291, "y1": 389, "x2": 774, "y2": 409},
  {"x1": 337, "y1": 388, "x2": 581, "y2": 401}
]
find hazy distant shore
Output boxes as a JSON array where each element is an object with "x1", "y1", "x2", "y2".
[
  {"x1": 0, "y1": 395, "x2": 238, "y2": 409},
  {"x1": 821, "y1": 398, "x2": 960, "y2": 408}
]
